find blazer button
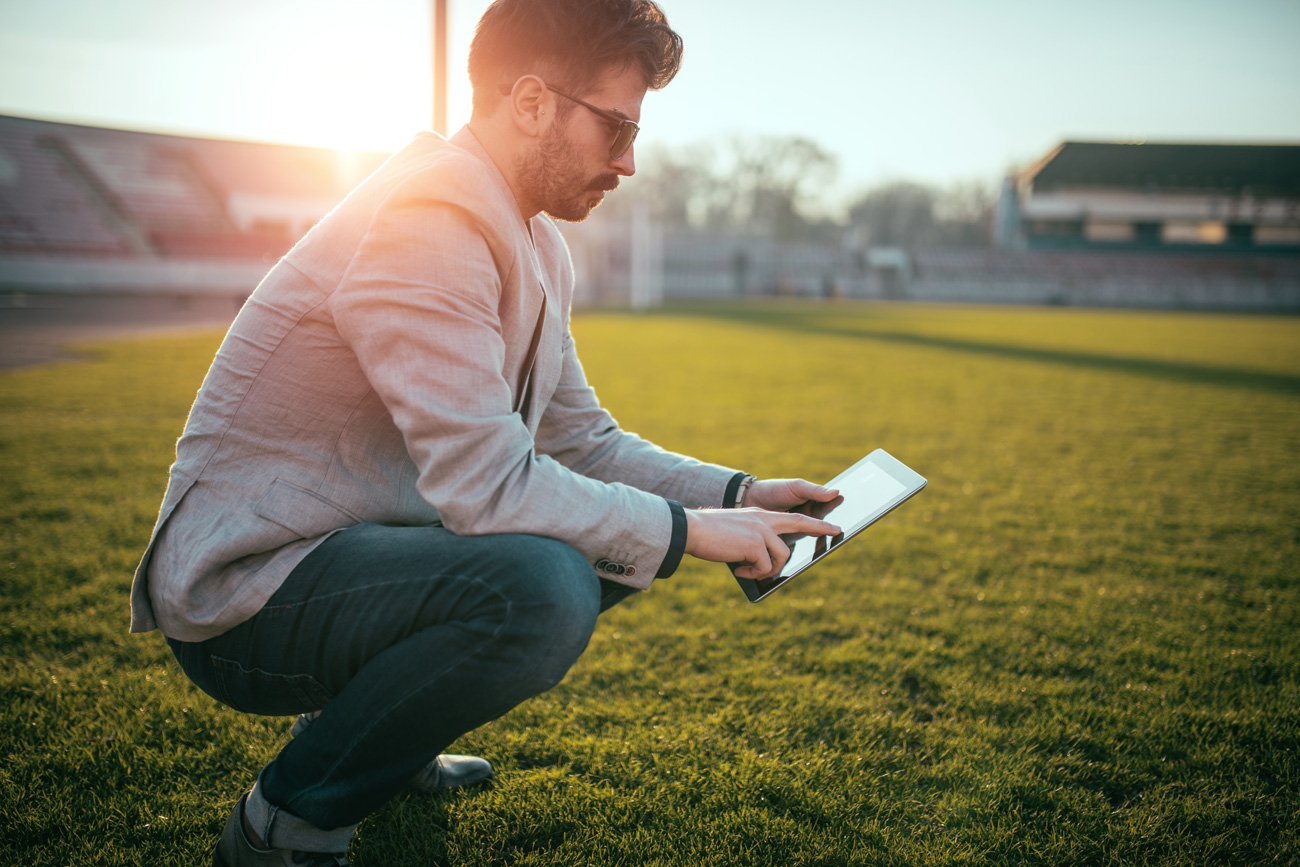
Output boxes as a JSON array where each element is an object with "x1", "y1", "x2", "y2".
[
  {"x1": 613, "y1": 563, "x2": 626, "y2": 575},
  {"x1": 624, "y1": 565, "x2": 637, "y2": 578},
  {"x1": 595, "y1": 559, "x2": 610, "y2": 570}
]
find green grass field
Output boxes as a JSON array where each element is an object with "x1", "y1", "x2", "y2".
[{"x1": 1, "y1": 301, "x2": 1297, "y2": 866}]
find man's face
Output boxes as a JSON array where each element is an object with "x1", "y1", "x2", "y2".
[{"x1": 519, "y1": 66, "x2": 646, "y2": 222}]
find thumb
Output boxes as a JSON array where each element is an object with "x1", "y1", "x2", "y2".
[
  {"x1": 808, "y1": 482, "x2": 840, "y2": 501},
  {"x1": 790, "y1": 478, "x2": 839, "y2": 502}
]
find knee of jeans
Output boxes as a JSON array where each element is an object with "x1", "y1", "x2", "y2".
[{"x1": 496, "y1": 537, "x2": 601, "y2": 688}]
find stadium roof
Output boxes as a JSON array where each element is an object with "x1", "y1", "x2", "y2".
[{"x1": 1024, "y1": 141, "x2": 1300, "y2": 197}]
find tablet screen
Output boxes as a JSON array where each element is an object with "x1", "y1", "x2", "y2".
[
  {"x1": 736, "y1": 449, "x2": 926, "y2": 602},
  {"x1": 781, "y1": 461, "x2": 908, "y2": 576}
]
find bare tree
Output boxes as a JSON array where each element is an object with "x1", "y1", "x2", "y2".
[
  {"x1": 720, "y1": 136, "x2": 839, "y2": 241},
  {"x1": 608, "y1": 142, "x2": 722, "y2": 226},
  {"x1": 613, "y1": 139, "x2": 994, "y2": 248},
  {"x1": 847, "y1": 180, "x2": 994, "y2": 247},
  {"x1": 932, "y1": 180, "x2": 995, "y2": 246},
  {"x1": 847, "y1": 182, "x2": 937, "y2": 247},
  {"x1": 612, "y1": 136, "x2": 839, "y2": 241}
]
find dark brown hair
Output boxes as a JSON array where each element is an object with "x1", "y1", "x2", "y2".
[{"x1": 468, "y1": 0, "x2": 684, "y2": 115}]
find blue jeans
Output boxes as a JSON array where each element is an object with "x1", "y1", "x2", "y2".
[{"x1": 168, "y1": 523, "x2": 636, "y2": 837}]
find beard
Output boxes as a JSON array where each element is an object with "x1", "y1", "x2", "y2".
[{"x1": 515, "y1": 123, "x2": 620, "y2": 223}]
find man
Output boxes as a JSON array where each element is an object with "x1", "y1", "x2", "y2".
[{"x1": 130, "y1": 1, "x2": 841, "y2": 863}]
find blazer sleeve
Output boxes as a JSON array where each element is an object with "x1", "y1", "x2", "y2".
[
  {"x1": 534, "y1": 328, "x2": 738, "y2": 509},
  {"x1": 330, "y1": 169, "x2": 675, "y2": 587}
]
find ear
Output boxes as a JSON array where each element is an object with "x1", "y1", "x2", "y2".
[{"x1": 506, "y1": 75, "x2": 557, "y2": 140}]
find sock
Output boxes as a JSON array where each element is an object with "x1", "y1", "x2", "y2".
[{"x1": 240, "y1": 796, "x2": 271, "y2": 850}]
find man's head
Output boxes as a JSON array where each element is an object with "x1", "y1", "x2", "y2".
[
  {"x1": 468, "y1": 0, "x2": 683, "y2": 119},
  {"x1": 467, "y1": 0, "x2": 683, "y2": 222}
]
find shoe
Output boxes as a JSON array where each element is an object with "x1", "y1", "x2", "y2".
[
  {"x1": 213, "y1": 794, "x2": 348, "y2": 867},
  {"x1": 290, "y1": 712, "x2": 495, "y2": 793},
  {"x1": 408, "y1": 753, "x2": 495, "y2": 793}
]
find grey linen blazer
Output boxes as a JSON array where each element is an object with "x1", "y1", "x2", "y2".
[{"x1": 131, "y1": 127, "x2": 738, "y2": 642}]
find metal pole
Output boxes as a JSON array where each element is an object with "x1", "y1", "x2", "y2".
[{"x1": 433, "y1": 0, "x2": 448, "y2": 135}]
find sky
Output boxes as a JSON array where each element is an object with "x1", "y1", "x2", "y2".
[{"x1": 1, "y1": 0, "x2": 1297, "y2": 196}]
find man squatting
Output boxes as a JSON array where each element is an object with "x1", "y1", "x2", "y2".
[{"x1": 130, "y1": 1, "x2": 841, "y2": 863}]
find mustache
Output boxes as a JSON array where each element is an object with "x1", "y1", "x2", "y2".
[{"x1": 591, "y1": 175, "x2": 620, "y2": 192}]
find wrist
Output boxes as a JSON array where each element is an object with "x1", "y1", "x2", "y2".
[
  {"x1": 683, "y1": 509, "x2": 700, "y2": 555},
  {"x1": 733, "y1": 474, "x2": 756, "y2": 509}
]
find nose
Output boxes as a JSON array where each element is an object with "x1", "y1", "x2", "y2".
[{"x1": 611, "y1": 145, "x2": 635, "y2": 177}]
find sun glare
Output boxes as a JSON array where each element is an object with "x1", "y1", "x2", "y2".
[
  {"x1": 224, "y1": 6, "x2": 475, "y2": 154},
  {"x1": 0, "y1": 1, "x2": 487, "y2": 156},
  {"x1": 255, "y1": 17, "x2": 428, "y2": 152}
]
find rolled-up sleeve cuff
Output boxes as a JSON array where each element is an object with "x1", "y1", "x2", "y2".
[
  {"x1": 723, "y1": 471, "x2": 750, "y2": 509},
  {"x1": 656, "y1": 500, "x2": 688, "y2": 579}
]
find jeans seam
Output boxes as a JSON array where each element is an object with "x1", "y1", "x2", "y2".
[
  {"x1": 210, "y1": 653, "x2": 235, "y2": 707},
  {"x1": 210, "y1": 656, "x2": 336, "y2": 709}
]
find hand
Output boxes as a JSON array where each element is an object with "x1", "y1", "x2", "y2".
[
  {"x1": 743, "y1": 478, "x2": 840, "y2": 512},
  {"x1": 685, "y1": 508, "x2": 842, "y2": 581}
]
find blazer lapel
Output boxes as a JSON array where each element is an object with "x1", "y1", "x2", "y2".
[
  {"x1": 518, "y1": 237, "x2": 566, "y2": 432},
  {"x1": 514, "y1": 288, "x2": 546, "y2": 421}
]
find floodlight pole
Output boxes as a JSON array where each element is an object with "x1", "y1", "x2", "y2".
[{"x1": 432, "y1": 0, "x2": 448, "y2": 135}]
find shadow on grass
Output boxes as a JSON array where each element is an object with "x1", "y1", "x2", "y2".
[{"x1": 667, "y1": 305, "x2": 1300, "y2": 396}]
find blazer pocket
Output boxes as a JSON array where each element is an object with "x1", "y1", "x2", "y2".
[{"x1": 252, "y1": 479, "x2": 362, "y2": 540}]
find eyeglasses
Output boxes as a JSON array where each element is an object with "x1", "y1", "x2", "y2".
[
  {"x1": 548, "y1": 85, "x2": 639, "y2": 160},
  {"x1": 499, "y1": 80, "x2": 640, "y2": 161}
]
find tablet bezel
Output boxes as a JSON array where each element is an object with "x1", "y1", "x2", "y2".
[{"x1": 733, "y1": 448, "x2": 926, "y2": 603}]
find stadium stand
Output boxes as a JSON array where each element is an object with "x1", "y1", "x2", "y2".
[
  {"x1": 0, "y1": 115, "x2": 386, "y2": 290},
  {"x1": 909, "y1": 248, "x2": 1300, "y2": 309},
  {"x1": 0, "y1": 123, "x2": 132, "y2": 256}
]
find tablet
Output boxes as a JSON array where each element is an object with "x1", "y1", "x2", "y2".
[{"x1": 733, "y1": 449, "x2": 926, "y2": 602}]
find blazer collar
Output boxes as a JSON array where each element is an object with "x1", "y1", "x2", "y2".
[
  {"x1": 449, "y1": 127, "x2": 557, "y2": 305},
  {"x1": 448, "y1": 126, "x2": 538, "y2": 241}
]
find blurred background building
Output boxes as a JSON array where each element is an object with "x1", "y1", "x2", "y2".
[
  {"x1": 2, "y1": 113, "x2": 1298, "y2": 311},
  {"x1": 1003, "y1": 142, "x2": 1300, "y2": 251}
]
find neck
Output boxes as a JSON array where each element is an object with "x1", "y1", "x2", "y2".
[{"x1": 467, "y1": 117, "x2": 539, "y2": 221}]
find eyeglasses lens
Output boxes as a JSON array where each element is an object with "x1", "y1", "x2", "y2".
[{"x1": 611, "y1": 123, "x2": 637, "y2": 160}]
